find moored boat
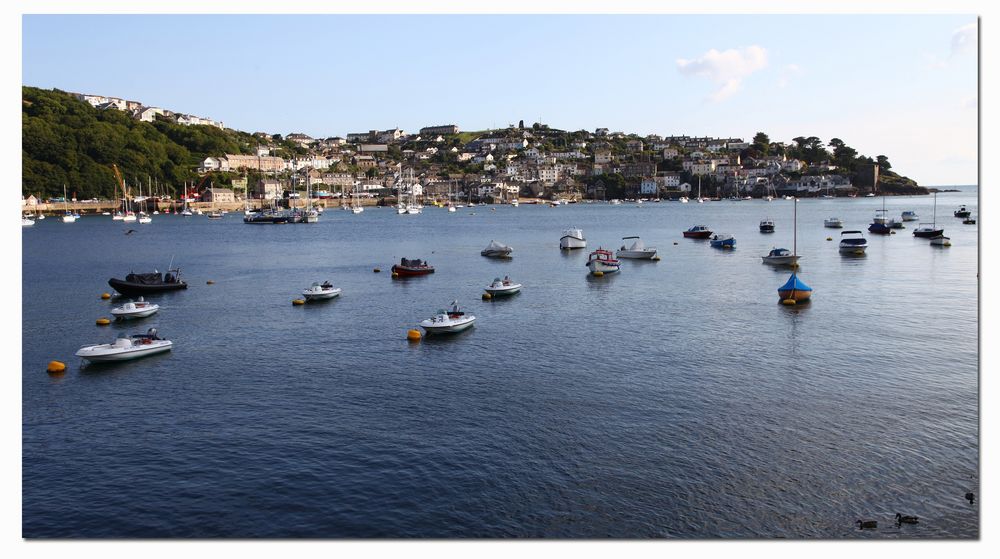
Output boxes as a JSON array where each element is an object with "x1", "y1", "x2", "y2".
[
  {"x1": 777, "y1": 273, "x2": 813, "y2": 303},
  {"x1": 762, "y1": 248, "x2": 800, "y2": 266},
  {"x1": 302, "y1": 281, "x2": 341, "y2": 300},
  {"x1": 392, "y1": 257, "x2": 435, "y2": 276},
  {"x1": 75, "y1": 328, "x2": 172, "y2": 363},
  {"x1": 110, "y1": 297, "x2": 160, "y2": 319},
  {"x1": 839, "y1": 230, "x2": 868, "y2": 254},
  {"x1": 683, "y1": 225, "x2": 713, "y2": 239},
  {"x1": 481, "y1": 240, "x2": 513, "y2": 258},
  {"x1": 709, "y1": 234, "x2": 736, "y2": 249},
  {"x1": 108, "y1": 268, "x2": 187, "y2": 296},
  {"x1": 887, "y1": 218, "x2": 905, "y2": 229},
  {"x1": 901, "y1": 210, "x2": 918, "y2": 221},
  {"x1": 954, "y1": 205, "x2": 971, "y2": 218},
  {"x1": 420, "y1": 301, "x2": 476, "y2": 334},
  {"x1": 824, "y1": 217, "x2": 844, "y2": 228},
  {"x1": 484, "y1": 276, "x2": 522, "y2": 296},
  {"x1": 616, "y1": 236, "x2": 657, "y2": 259},
  {"x1": 560, "y1": 228, "x2": 586, "y2": 249},
  {"x1": 759, "y1": 218, "x2": 775, "y2": 233},
  {"x1": 586, "y1": 248, "x2": 621, "y2": 274},
  {"x1": 930, "y1": 235, "x2": 952, "y2": 246}
]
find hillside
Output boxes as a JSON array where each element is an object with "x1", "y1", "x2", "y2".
[{"x1": 21, "y1": 86, "x2": 265, "y2": 199}]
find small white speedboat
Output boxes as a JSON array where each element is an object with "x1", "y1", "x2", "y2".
[
  {"x1": 75, "y1": 329, "x2": 172, "y2": 363},
  {"x1": 761, "y1": 248, "x2": 801, "y2": 266},
  {"x1": 930, "y1": 235, "x2": 952, "y2": 246},
  {"x1": 616, "y1": 236, "x2": 657, "y2": 259},
  {"x1": 824, "y1": 217, "x2": 844, "y2": 228},
  {"x1": 481, "y1": 240, "x2": 513, "y2": 258},
  {"x1": 901, "y1": 211, "x2": 918, "y2": 222},
  {"x1": 420, "y1": 301, "x2": 476, "y2": 334},
  {"x1": 302, "y1": 281, "x2": 342, "y2": 300},
  {"x1": 839, "y1": 230, "x2": 868, "y2": 254},
  {"x1": 110, "y1": 297, "x2": 160, "y2": 319},
  {"x1": 485, "y1": 276, "x2": 522, "y2": 296},
  {"x1": 22, "y1": 217, "x2": 34, "y2": 227}
]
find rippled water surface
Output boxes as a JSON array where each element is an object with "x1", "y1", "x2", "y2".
[{"x1": 22, "y1": 190, "x2": 979, "y2": 538}]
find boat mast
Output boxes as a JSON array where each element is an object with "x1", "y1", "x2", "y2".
[{"x1": 793, "y1": 197, "x2": 797, "y2": 258}]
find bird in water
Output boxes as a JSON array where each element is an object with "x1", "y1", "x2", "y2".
[
  {"x1": 895, "y1": 513, "x2": 919, "y2": 524},
  {"x1": 966, "y1": 492, "x2": 975, "y2": 504},
  {"x1": 855, "y1": 519, "x2": 877, "y2": 529},
  {"x1": 124, "y1": 229, "x2": 137, "y2": 235}
]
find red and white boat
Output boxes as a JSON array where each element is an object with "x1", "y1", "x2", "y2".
[
  {"x1": 586, "y1": 248, "x2": 620, "y2": 274},
  {"x1": 391, "y1": 257, "x2": 435, "y2": 276},
  {"x1": 682, "y1": 225, "x2": 713, "y2": 239}
]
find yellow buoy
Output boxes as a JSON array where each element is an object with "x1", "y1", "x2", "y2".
[
  {"x1": 592, "y1": 271, "x2": 604, "y2": 277},
  {"x1": 407, "y1": 329, "x2": 422, "y2": 342},
  {"x1": 46, "y1": 360, "x2": 66, "y2": 373},
  {"x1": 206, "y1": 280, "x2": 215, "y2": 285},
  {"x1": 827, "y1": 237, "x2": 833, "y2": 241},
  {"x1": 482, "y1": 292, "x2": 492, "y2": 300},
  {"x1": 292, "y1": 299, "x2": 305, "y2": 305},
  {"x1": 96, "y1": 317, "x2": 111, "y2": 325},
  {"x1": 100, "y1": 293, "x2": 111, "y2": 299},
  {"x1": 781, "y1": 299, "x2": 797, "y2": 306},
  {"x1": 373, "y1": 268, "x2": 381, "y2": 273},
  {"x1": 391, "y1": 272, "x2": 399, "y2": 278}
]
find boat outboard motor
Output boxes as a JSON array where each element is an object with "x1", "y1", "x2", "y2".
[{"x1": 147, "y1": 328, "x2": 158, "y2": 340}]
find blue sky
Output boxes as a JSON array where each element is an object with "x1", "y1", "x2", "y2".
[{"x1": 22, "y1": 14, "x2": 978, "y2": 185}]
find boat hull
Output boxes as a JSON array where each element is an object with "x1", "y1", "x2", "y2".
[
  {"x1": 617, "y1": 249, "x2": 657, "y2": 259},
  {"x1": 560, "y1": 236, "x2": 586, "y2": 249},
  {"x1": 587, "y1": 261, "x2": 620, "y2": 273},
  {"x1": 710, "y1": 239, "x2": 736, "y2": 248},
  {"x1": 110, "y1": 308, "x2": 159, "y2": 319},
  {"x1": 75, "y1": 340, "x2": 173, "y2": 362},
  {"x1": 839, "y1": 244, "x2": 868, "y2": 254},
  {"x1": 485, "y1": 284, "x2": 522, "y2": 296},
  {"x1": 913, "y1": 229, "x2": 943, "y2": 238},
  {"x1": 108, "y1": 278, "x2": 187, "y2": 296},
  {"x1": 824, "y1": 221, "x2": 844, "y2": 228},
  {"x1": 762, "y1": 255, "x2": 800, "y2": 265},
  {"x1": 777, "y1": 289, "x2": 812, "y2": 302},
  {"x1": 392, "y1": 265, "x2": 435, "y2": 276},
  {"x1": 420, "y1": 318, "x2": 476, "y2": 334},
  {"x1": 302, "y1": 289, "x2": 341, "y2": 300},
  {"x1": 868, "y1": 223, "x2": 892, "y2": 235},
  {"x1": 683, "y1": 231, "x2": 713, "y2": 239},
  {"x1": 481, "y1": 249, "x2": 512, "y2": 258}
]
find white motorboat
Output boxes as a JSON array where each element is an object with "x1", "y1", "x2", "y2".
[
  {"x1": 112, "y1": 212, "x2": 125, "y2": 220},
  {"x1": 824, "y1": 217, "x2": 844, "y2": 228},
  {"x1": 609, "y1": 199, "x2": 622, "y2": 205},
  {"x1": 560, "y1": 228, "x2": 586, "y2": 250},
  {"x1": 481, "y1": 240, "x2": 513, "y2": 258},
  {"x1": 679, "y1": 196, "x2": 689, "y2": 203},
  {"x1": 930, "y1": 235, "x2": 952, "y2": 246},
  {"x1": 22, "y1": 217, "x2": 34, "y2": 227},
  {"x1": 110, "y1": 297, "x2": 160, "y2": 319},
  {"x1": 447, "y1": 205, "x2": 457, "y2": 213},
  {"x1": 61, "y1": 213, "x2": 78, "y2": 223},
  {"x1": 839, "y1": 230, "x2": 868, "y2": 254},
  {"x1": 587, "y1": 248, "x2": 621, "y2": 274},
  {"x1": 901, "y1": 211, "x2": 918, "y2": 222},
  {"x1": 351, "y1": 206, "x2": 364, "y2": 214},
  {"x1": 75, "y1": 328, "x2": 172, "y2": 363},
  {"x1": 761, "y1": 248, "x2": 801, "y2": 266},
  {"x1": 420, "y1": 301, "x2": 476, "y2": 334},
  {"x1": 485, "y1": 276, "x2": 522, "y2": 296},
  {"x1": 302, "y1": 281, "x2": 342, "y2": 300},
  {"x1": 123, "y1": 213, "x2": 137, "y2": 222},
  {"x1": 616, "y1": 236, "x2": 657, "y2": 259}
]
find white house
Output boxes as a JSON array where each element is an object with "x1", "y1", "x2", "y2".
[{"x1": 782, "y1": 159, "x2": 805, "y2": 172}]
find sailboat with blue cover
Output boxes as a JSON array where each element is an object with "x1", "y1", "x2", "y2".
[{"x1": 777, "y1": 198, "x2": 812, "y2": 304}]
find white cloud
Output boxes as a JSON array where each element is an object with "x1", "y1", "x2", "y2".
[
  {"x1": 950, "y1": 23, "x2": 977, "y2": 58},
  {"x1": 676, "y1": 46, "x2": 768, "y2": 102}
]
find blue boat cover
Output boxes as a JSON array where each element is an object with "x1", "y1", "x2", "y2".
[{"x1": 778, "y1": 273, "x2": 812, "y2": 292}]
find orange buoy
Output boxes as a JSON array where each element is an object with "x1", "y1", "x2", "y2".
[
  {"x1": 100, "y1": 293, "x2": 111, "y2": 299},
  {"x1": 96, "y1": 317, "x2": 111, "y2": 325},
  {"x1": 407, "y1": 329, "x2": 422, "y2": 341},
  {"x1": 292, "y1": 299, "x2": 305, "y2": 305},
  {"x1": 206, "y1": 280, "x2": 215, "y2": 285},
  {"x1": 46, "y1": 360, "x2": 66, "y2": 373}
]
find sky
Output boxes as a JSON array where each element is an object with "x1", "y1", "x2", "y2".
[{"x1": 21, "y1": 13, "x2": 978, "y2": 186}]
